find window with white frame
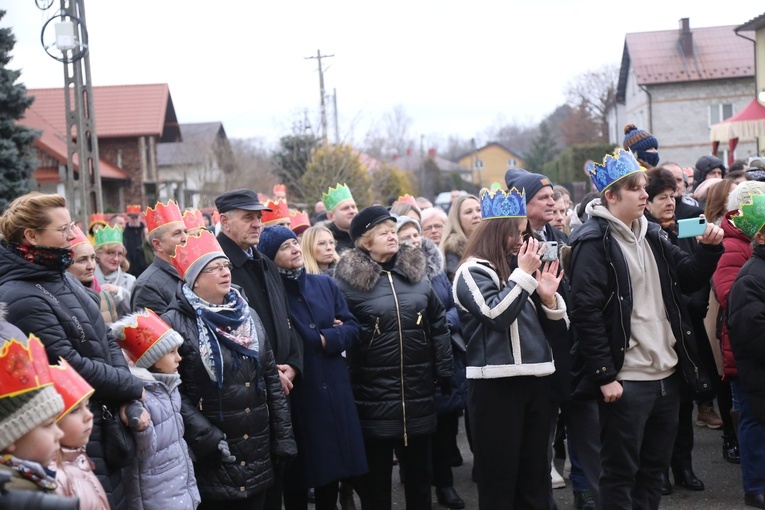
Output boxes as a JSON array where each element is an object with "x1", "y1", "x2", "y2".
[{"x1": 709, "y1": 104, "x2": 733, "y2": 127}]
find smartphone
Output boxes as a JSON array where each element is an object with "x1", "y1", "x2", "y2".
[
  {"x1": 677, "y1": 217, "x2": 707, "y2": 238},
  {"x1": 540, "y1": 241, "x2": 559, "y2": 261}
]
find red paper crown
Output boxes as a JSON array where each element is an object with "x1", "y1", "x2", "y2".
[
  {"x1": 396, "y1": 194, "x2": 418, "y2": 207},
  {"x1": 89, "y1": 213, "x2": 107, "y2": 229},
  {"x1": 183, "y1": 209, "x2": 205, "y2": 232},
  {"x1": 289, "y1": 211, "x2": 310, "y2": 234},
  {"x1": 126, "y1": 204, "x2": 142, "y2": 215},
  {"x1": 273, "y1": 184, "x2": 287, "y2": 196},
  {"x1": 70, "y1": 225, "x2": 90, "y2": 248},
  {"x1": 49, "y1": 358, "x2": 94, "y2": 421},
  {"x1": 145, "y1": 200, "x2": 183, "y2": 233},
  {"x1": 0, "y1": 335, "x2": 54, "y2": 400},
  {"x1": 262, "y1": 199, "x2": 290, "y2": 225},
  {"x1": 171, "y1": 230, "x2": 223, "y2": 280},
  {"x1": 114, "y1": 309, "x2": 175, "y2": 365}
]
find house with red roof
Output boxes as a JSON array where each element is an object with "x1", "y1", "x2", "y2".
[
  {"x1": 21, "y1": 83, "x2": 181, "y2": 210},
  {"x1": 608, "y1": 18, "x2": 756, "y2": 166}
]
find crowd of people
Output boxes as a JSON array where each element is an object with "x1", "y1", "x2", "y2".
[{"x1": 3, "y1": 122, "x2": 765, "y2": 510}]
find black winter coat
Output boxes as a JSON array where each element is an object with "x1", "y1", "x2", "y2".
[
  {"x1": 0, "y1": 243, "x2": 143, "y2": 510},
  {"x1": 728, "y1": 243, "x2": 765, "y2": 424},
  {"x1": 217, "y1": 232, "x2": 303, "y2": 375},
  {"x1": 130, "y1": 256, "x2": 180, "y2": 315},
  {"x1": 162, "y1": 284, "x2": 296, "y2": 501},
  {"x1": 567, "y1": 217, "x2": 721, "y2": 398},
  {"x1": 334, "y1": 244, "x2": 454, "y2": 441},
  {"x1": 327, "y1": 222, "x2": 354, "y2": 254}
]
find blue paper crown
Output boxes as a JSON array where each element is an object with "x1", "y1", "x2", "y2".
[
  {"x1": 587, "y1": 149, "x2": 645, "y2": 192},
  {"x1": 480, "y1": 187, "x2": 526, "y2": 220}
]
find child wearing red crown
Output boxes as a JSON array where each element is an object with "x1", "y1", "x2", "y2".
[
  {"x1": 49, "y1": 359, "x2": 109, "y2": 509},
  {"x1": 111, "y1": 309, "x2": 200, "y2": 510}
]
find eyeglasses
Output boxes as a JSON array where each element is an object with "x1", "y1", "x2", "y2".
[
  {"x1": 38, "y1": 221, "x2": 77, "y2": 239},
  {"x1": 317, "y1": 240, "x2": 336, "y2": 248},
  {"x1": 201, "y1": 262, "x2": 233, "y2": 274},
  {"x1": 422, "y1": 223, "x2": 444, "y2": 232}
]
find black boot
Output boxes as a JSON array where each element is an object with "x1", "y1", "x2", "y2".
[
  {"x1": 436, "y1": 486, "x2": 465, "y2": 509},
  {"x1": 661, "y1": 470, "x2": 673, "y2": 495},
  {"x1": 723, "y1": 435, "x2": 741, "y2": 464},
  {"x1": 672, "y1": 464, "x2": 705, "y2": 491}
]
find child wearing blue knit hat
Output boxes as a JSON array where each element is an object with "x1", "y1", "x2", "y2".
[{"x1": 623, "y1": 123, "x2": 659, "y2": 168}]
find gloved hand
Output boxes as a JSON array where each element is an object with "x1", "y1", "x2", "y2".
[
  {"x1": 218, "y1": 435, "x2": 235, "y2": 463},
  {"x1": 439, "y1": 377, "x2": 452, "y2": 396},
  {"x1": 125, "y1": 401, "x2": 145, "y2": 429}
]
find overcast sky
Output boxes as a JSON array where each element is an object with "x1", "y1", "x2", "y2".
[{"x1": 3, "y1": 1, "x2": 764, "y2": 148}]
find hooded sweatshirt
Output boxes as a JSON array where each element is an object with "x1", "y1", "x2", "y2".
[{"x1": 588, "y1": 203, "x2": 678, "y2": 381}]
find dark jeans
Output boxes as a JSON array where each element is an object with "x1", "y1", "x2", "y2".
[
  {"x1": 262, "y1": 464, "x2": 284, "y2": 510},
  {"x1": 432, "y1": 411, "x2": 459, "y2": 488},
  {"x1": 670, "y1": 395, "x2": 695, "y2": 469},
  {"x1": 598, "y1": 374, "x2": 680, "y2": 510},
  {"x1": 469, "y1": 376, "x2": 553, "y2": 510},
  {"x1": 355, "y1": 435, "x2": 432, "y2": 510},
  {"x1": 731, "y1": 379, "x2": 765, "y2": 495},
  {"x1": 561, "y1": 398, "x2": 601, "y2": 504},
  {"x1": 284, "y1": 481, "x2": 339, "y2": 510},
  {"x1": 198, "y1": 491, "x2": 267, "y2": 510}
]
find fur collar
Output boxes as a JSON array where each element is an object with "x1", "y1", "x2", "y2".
[
  {"x1": 421, "y1": 237, "x2": 444, "y2": 280},
  {"x1": 441, "y1": 232, "x2": 467, "y2": 259},
  {"x1": 335, "y1": 244, "x2": 427, "y2": 293}
]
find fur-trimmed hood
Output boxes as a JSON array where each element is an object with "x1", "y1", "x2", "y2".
[
  {"x1": 421, "y1": 237, "x2": 444, "y2": 280},
  {"x1": 441, "y1": 232, "x2": 467, "y2": 260},
  {"x1": 334, "y1": 244, "x2": 427, "y2": 293}
]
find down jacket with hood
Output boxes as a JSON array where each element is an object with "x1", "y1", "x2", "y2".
[
  {"x1": 124, "y1": 367, "x2": 200, "y2": 510},
  {"x1": 162, "y1": 284, "x2": 296, "y2": 502},
  {"x1": 334, "y1": 244, "x2": 454, "y2": 440},
  {"x1": 0, "y1": 243, "x2": 143, "y2": 510}
]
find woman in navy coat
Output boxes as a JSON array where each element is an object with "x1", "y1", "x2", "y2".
[{"x1": 258, "y1": 226, "x2": 368, "y2": 510}]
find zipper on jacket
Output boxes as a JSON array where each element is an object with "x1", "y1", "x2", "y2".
[
  {"x1": 370, "y1": 317, "x2": 381, "y2": 347},
  {"x1": 604, "y1": 228, "x2": 629, "y2": 355},
  {"x1": 416, "y1": 312, "x2": 422, "y2": 326},
  {"x1": 386, "y1": 271, "x2": 408, "y2": 446},
  {"x1": 198, "y1": 397, "x2": 203, "y2": 411}
]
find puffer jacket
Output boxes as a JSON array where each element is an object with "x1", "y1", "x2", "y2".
[
  {"x1": 453, "y1": 258, "x2": 568, "y2": 379},
  {"x1": 567, "y1": 212, "x2": 721, "y2": 398},
  {"x1": 728, "y1": 243, "x2": 765, "y2": 423},
  {"x1": 334, "y1": 244, "x2": 453, "y2": 441},
  {"x1": 162, "y1": 284, "x2": 296, "y2": 501},
  {"x1": 713, "y1": 211, "x2": 752, "y2": 379},
  {"x1": 130, "y1": 257, "x2": 180, "y2": 315},
  {"x1": 53, "y1": 447, "x2": 110, "y2": 510},
  {"x1": 124, "y1": 368, "x2": 200, "y2": 510},
  {"x1": 0, "y1": 243, "x2": 143, "y2": 510}
]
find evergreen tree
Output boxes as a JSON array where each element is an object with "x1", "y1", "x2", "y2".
[
  {"x1": 0, "y1": 11, "x2": 39, "y2": 210},
  {"x1": 524, "y1": 121, "x2": 558, "y2": 174},
  {"x1": 271, "y1": 132, "x2": 319, "y2": 202}
]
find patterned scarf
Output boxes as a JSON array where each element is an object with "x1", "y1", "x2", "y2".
[
  {"x1": 2, "y1": 454, "x2": 58, "y2": 491},
  {"x1": 182, "y1": 285, "x2": 259, "y2": 389},
  {"x1": 8, "y1": 243, "x2": 73, "y2": 271},
  {"x1": 277, "y1": 265, "x2": 304, "y2": 280}
]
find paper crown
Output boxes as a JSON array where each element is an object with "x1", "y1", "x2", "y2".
[
  {"x1": 49, "y1": 358, "x2": 94, "y2": 421},
  {"x1": 89, "y1": 213, "x2": 107, "y2": 230},
  {"x1": 171, "y1": 230, "x2": 223, "y2": 280},
  {"x1": 733, "y1": 193, "x2": 765, "y2": 239},
  {"x1": 322, "y1": 184, "x2": 354, "y2": 212},
  {"x1": 183, "y1": 209, "x2": 205, "y2": 232},
  {"x1": 396, "y1": 194, "x2": 418, "y2": 207},
  {"x1": 145, "y1": 200, "x2": 183, "y2": 233},
  {"x1": 273, "y1": 184, "x2": 287, "y2": 196},
  {"x1": 0, "y1": 335, "x2": 54, "y2": 400},
  {"x1": 112, "y1": 309, "x2": 176, "y2": 366},
  {"x1": 262, "y1": 199, "x2": 290, "y2": 225},
  {"x1": 126, "y1": 204, "x2": 142, "y2": 215},
  {"x1": 289, "y1": 211, "x2": 310, "y2": 234},
  {"x1": 70, "y1": 225, "x2": 89, "y2": 248},
  {"x1": 588, "y1": 148, "x2": 645, "y2": 193},
  {"x1": 94, "y1": 225, "x2": 123, "y2": 247},
  {"x1": 480, "y1": 187, "x2": 527, "y2": 220}
]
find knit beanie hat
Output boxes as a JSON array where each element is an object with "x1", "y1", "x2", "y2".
[
  {"x1": 504, "y1": 169, "x2": 553, "y2": 202},
  {"x1": 258, "y1": 226, "x2": 297, "y2": 261},
  {"x1": 623, "y1": 124, "x2": 659, "y2": 153},
  {"x1": 111, "y1": 309, "x2": 184, "y2": 369},
  {"x1": 395, "y1": 215, "x2": 421, "y2": 234}
]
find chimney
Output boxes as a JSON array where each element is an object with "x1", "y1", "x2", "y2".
[
  {"x1": 427, "y1": 148, "x2": 436, "y2": 158},
  {"x1": 679, "y1": 18, "x2": 693, "y2": 58}
]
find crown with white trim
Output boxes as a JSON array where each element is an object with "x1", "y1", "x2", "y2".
[
  {"x1": 480, "y1": 187, "x2": 526, "y2": 220},
  {"x1": 588, "y1": 148, "x2": 645, "y2": 192}
]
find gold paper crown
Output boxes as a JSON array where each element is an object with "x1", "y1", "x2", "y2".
[
  {"x1": 0, "y1": 335, "x2": 54, "y2": 400},
  {"x1": 171, "y1": 230, "x2": 224, "y2": 281},
  {"x1": 395, "y1": 194, "x2": 418, "y2": 207},
  {"x1": 94, "y1": 225, "x2": 123, "y2": 247},
  {"x1": 49, "y1": 358, "x2": 94, "y2": 421},
  {"x1": 145, "y1": 200, "x2": 183, "y2": 233},
  {"x1": 262, "y1": 199, "x2": 290, "y2": 225},
  {"x1": 322, "y1": 184, "x2": 354, "y2": 212}
]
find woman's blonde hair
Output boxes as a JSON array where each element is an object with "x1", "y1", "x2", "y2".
[
  {"x1": 300, "y1": 225, "x2": 339, "y2": 275},
  {"x1": 390, "y1": 203, "x2": 422, "y2": 222},
  {"x1": 440, "y1": 194, "x2": 478, "y2": 258},
  {"x1": 355, "y1": 219, "x2": 397, "y2": 252},
  {"x1": 95, "y1": 243, "x2": 130, "y2": 273},
  {"x1": 0, "y1": 193, "x2": 67, "y2": 244}
]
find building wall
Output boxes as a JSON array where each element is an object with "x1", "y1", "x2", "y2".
[
  {"x1": 99, "y1": 136, "x2": 157, "y2": 207},
  {"x1": 458, "y1": 145, "x2": 525, "y2": 188}
]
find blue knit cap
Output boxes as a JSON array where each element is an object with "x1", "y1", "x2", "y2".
[
  {"x1": 623, "y1": 123, "x2": 658, "y2": 153},
  {"x1": 257, "y1": 226, "x2": 297, "y2": 261}
]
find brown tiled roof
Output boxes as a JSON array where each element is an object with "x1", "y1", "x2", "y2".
[
  {"x1": 736, "y1": 12, "x2": 765, "y2": 32},
  {"x1": 26, "y1": 84, "x2": 180, "y2": 141},
  {"x1": 623, "y1": 25, "x2": 754, "y2": 86}
]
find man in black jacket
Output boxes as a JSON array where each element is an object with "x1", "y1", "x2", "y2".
[
  {"x1": 131, "y1": 201, "x2": 188, "y2": 314},
  {"x1": 568, "y1": 150, "x2": 723, "y2": 510},
  {"x1": 215, "y1": 189, "x2": 303, "y2": 510}
]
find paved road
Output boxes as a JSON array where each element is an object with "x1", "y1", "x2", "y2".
[{"x1": 380, "y1": 417, "x2": 749, "y2": 509}]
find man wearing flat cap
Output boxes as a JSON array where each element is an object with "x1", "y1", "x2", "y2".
[{"x1": 215, "y1": 189, "x2": 303, "y2": 510}]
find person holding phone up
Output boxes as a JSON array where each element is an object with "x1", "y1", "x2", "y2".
[{"x1": 566, "y1": 149, "x2": 724, "y2": 510}]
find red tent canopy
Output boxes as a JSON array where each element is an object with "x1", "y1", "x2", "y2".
[{"x1": 710, "y1": 99, "x2": 765, "y2": 166}]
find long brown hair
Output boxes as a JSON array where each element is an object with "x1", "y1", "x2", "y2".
[
  {"x1": 705, "y1": 178, "x2": 736, "y2": 225},
  {"x1": 460, "y1": 218, "x2": 528, "y2": 282}
]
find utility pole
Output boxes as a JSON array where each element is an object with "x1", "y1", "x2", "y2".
[
  {"x1": 305, "y1": 49, "x2": 333, "y2": 145},
  {"x1": 332, "y1": 88, "x2": 339, "y2": 144}
]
